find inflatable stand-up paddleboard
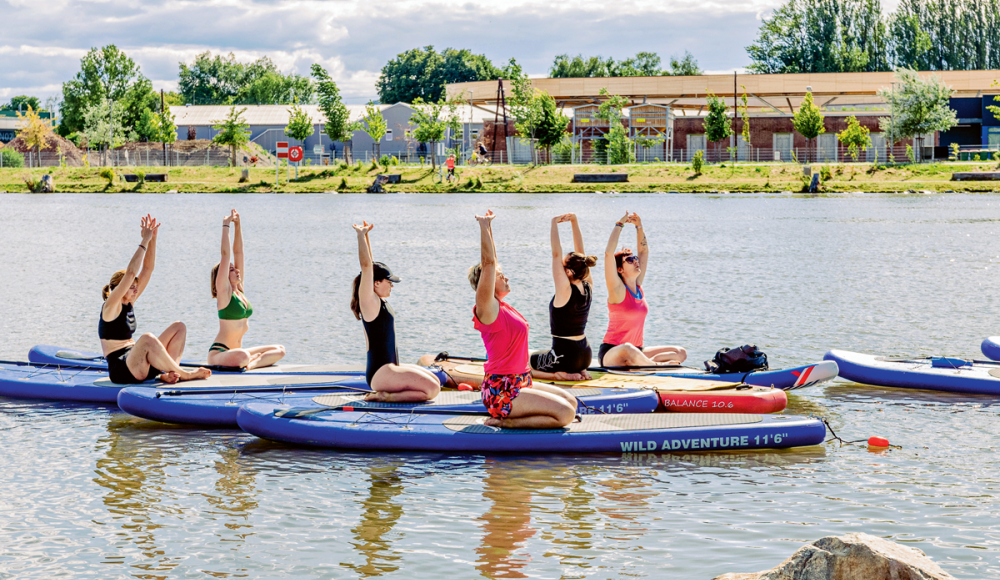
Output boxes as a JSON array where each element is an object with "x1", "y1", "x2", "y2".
[
  {"x1": 117, "y1": 384, "x2": 659, "y2": 427},
  {"x1": 439, "y1": 362, "x2": 787, "y2": 414},
  {"x1": 825, "y1": 349, "x2": 1000, "y2": 395},
  {"x1": 26, "y1": 344, "x2": 363, "y2": 375},
  {"x1": 649, "y1": 360, "x2": 839, "y2": 391},
  {"x1": 981, "y1": 337, "x2": 1000, "y2": 362},
  {"x1": 237, "y1": 402, "x2": 826, "y2": 453}
]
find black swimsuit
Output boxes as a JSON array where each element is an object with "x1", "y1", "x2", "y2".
[
  {"x1": 99, "y1": 303, "x2": 160, "y2": 384},
  {"x1": 530, "y1": 282, "x2": 593, "y2": 373},
  {"x1": 363, "y1": 299, "x2": 399, "y2": 386}
]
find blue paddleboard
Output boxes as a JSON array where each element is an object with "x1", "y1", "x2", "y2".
[
  {"x1": 981, "y1": 337, "x2": 1000, "y2": 362},
  {"x1": 647, "y1": 360, "x2": 839, "y2": 390},
  {"x1": 237, "y1": 402, "x2": 826, "y2": 453},
  {"x1": 825, "y1": 349, "x2": 1000, "y2": 395}
]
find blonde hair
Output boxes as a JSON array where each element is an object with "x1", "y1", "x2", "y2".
[
  {"x1": 468, "y1": 262, "x2": 501, "y2": 290},
  {"x1": 211, "y1": 263, "x2": 220, "y2": 298},
  {"x1": 102, "y1": 270, "x2": 136, "y2": 301}
]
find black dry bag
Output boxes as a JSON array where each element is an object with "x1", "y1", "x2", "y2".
[{"x1": 704, "y1": 344, "x2": 769, "y2": 374}]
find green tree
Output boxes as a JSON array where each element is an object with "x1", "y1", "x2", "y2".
[
  {"x1": 2, "y1": 95, "x2": 42, "y2": 111},
  {"x1": 360, "y1": 101, "x2": 387, "y2": 160},
  {"x1": 505, "y1": 59, "x2": 544, "y2": 163},
  {"x1": 738, "y1": 85, "x2": 751, "y2": 160},
  {"x1": 702, "y1": 92, "x2": 733, "y2": 162},
  {"x1": 311, "y1": 63, "x2": 355, "y2": 146},
  {"x1": 60, "y1": 45, "x2": 158, "y2": 136},
  {"x1": 162, "y1": 91, "x2": 184, "y2": 106},
  {"x1": 535, "y1": 92, "x2": 570, "y2": 162},
  {"x1": 793, "y1": 91, "x2": 825, "y2": 161},
  {"x1": 665, "y1": 52, "x2": 703, "y2": 76},
  {"x1": 212, "y1": 105, "x2": 250, "y2": 167},
  {"x1": 135, "y1": 108, "x2": 161, "y2": 142},
  {"x1": 410, "y1": 97, "x2": 461, "y2": 170},
  {"x1": 838, "y1": 115, "x2": 871, "y2": 161},
  {"x1": 82, "y1": 96, "x2": 135, "y2": 164},
  {"x1": 284, "y1": 102, "x2": 314, "y2": 144},
  {"x1": 596, "y1": 88, "x2": 633, "y2": 164},
  {"x1": 988, "y1": 81, "x2": 1000, "y2": 123},
  {"x1": 878, "y1": 67, "x2": 957, "y2": 161},
  {"x1": 158, "y1": 103, "x2": 177, "y2": 166},
  {"x1": 178, "y1": 51, "x2": 313, "y2": 105},
  {"x1": 888, "y1": 0, "x2": 1000, "y2": 71},
  {"x1": 549, "y1": 54, "x2": 611, "y2": 78},
  {"x1": 15, "y1": 105, "x2": 54, "y2": 167},
  {"x1": 376, "y1": 46, "x2": 499, "y2": 104}
]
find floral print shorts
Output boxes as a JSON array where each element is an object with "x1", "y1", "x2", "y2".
[{"x1": 480, "y1": 371, "x2": 532, "y2": 418}]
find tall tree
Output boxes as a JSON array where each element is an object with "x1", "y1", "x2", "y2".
[
  {"x1": 702, "y1": 93, "x2": 733, "y2": 162},
  {"x1": 838, "y1": 115, "x2": 871, "y2": 161},
  {"x1": 505, "y1": 59, "x2": 544, "y2": 164},
  {"x1": 81, "y1": 96, "x2": 134, "y2": 163},
  {"x1": 376, "y1": 46, "x2": 498, "y2": 104},
  {"x1": 360, "y1": 102, "x2": 387, "y2": 160},
  {"x1": 549, "y1": 54, "x2": 611, "y2": 78},
  {"x1": 15, "y1": 106, "x2": 54, "y2": 168},
  {"x1": 409, "y1": 97, "x2": 461, "y2": 170},
  {"x1": 549, "y1": 52, "x2": 700, "y2": 77},
  {"x1": 178, "y1": 51, "x2": 313, "y2": 105},
  {"x1": 596, "y1": 88, "x2": 634, "y2": 165},
  {"x1": 211, "y1": 105, "x2": 250, "y2": 167},
  {"x1": 158, "y1": 101, "x2": 177, "y2": 165},
  {"x1": 284, "y1": 102, "x2": 314, "y2": 145},
  {"x1": 60, "y1": 45, "x2": 158, "y2": 136},
  {"x1": 665, "y1": 52, "x2": 703, "y2": 76},
  {"x1": 878, "y1": 67, "x2": 957, "y2": 161},
  {"x1": 311, "y1": 63, "x2": 354, "y2": 147},
  {"x1": 135, "y1": 108, "x2": 161, "y2": 142},
  {"x1": 2, "y1": 96, "x2": 42, "y2": 112},
  {"x1": 793, "y1": 92, "x2": 825, "y2": 161},
  {"x1": 534, "y1": 92, "x2": 570, "y2": 162}
]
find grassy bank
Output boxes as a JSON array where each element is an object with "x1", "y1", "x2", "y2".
[{"x1": 3, "y1": 161, "x2": 1000, "y2": 193}]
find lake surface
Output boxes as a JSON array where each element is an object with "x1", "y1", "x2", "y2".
[{"x1": 2, "y1": 192, "x2": 1000, "y2": 579}]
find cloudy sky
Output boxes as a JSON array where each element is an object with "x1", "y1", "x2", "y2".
[{"x1": 0, "y1": 0, "x2": 903, "y2": 105}]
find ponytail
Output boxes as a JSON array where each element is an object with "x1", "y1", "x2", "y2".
[
  {"x1": 350, "y1": 274, "x2": 362, "y2": 320},
  {"x1": 211, "y1": 263, "x2": 220, "y2": 298},
  {"x1": 564, "y1": 252, "x2": 598, "y2": 281},
  {"x1": 102, "y1": 270, "x2": 127, "y2": 301}
]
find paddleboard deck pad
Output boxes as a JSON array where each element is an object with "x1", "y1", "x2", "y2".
[
  {"x1": 237, "y1": 402, "x2": 825, "y2": 452},
  {"x1": 118, "y1": 385, "x2": 659, "y2": 426},
  {"x1": 825, "y1": 349, "x2": 1000, "y2": 395}
]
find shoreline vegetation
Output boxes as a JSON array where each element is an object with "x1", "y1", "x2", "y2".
[{"x1": 2, "y1": 161, "x2": 1000, "y2": 194}]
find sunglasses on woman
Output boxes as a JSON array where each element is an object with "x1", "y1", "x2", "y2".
[{"x1": 623, "y1": 255, "x2": 639, "y2": 264}]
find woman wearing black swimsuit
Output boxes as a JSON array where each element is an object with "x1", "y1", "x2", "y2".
[
  {"x1": 99, "y1": 215, "x2": 211, "y2": 384},
  {"x1": 351, "y1": 220, "x2": 442, "y2": 402},
  {"x1": 529, "y1": 213, "x2": 596, "y2": 382}
]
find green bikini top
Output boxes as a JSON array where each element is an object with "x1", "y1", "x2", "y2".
[{"x1": 219, "y1": 291, "x2": 253, "y2": 320}]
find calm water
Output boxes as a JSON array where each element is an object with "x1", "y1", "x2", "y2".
[{"x1": 2, "y1": 192, "x2": 1000, "y2": 579}]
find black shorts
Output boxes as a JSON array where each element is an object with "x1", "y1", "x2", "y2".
[
  {"x1": 530, "y1": 337, "x2": 592, "y2": 374},
  {"x1": 447, "y1": 168, "x2": 455, "y2": 175},
  {"x1": 597, "y1": 342, "x2": 642, "y2": 368},
  {"x1": 106, "y1": 347, "x2": 161, "y2": 384}
]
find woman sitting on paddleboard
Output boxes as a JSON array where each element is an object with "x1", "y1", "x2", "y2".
[
  {"x1": 208, "y1": 209, "x2": 285, "y2": 369},
  {"x1": 100, "y1": 215, "x2": 211, "y2": 385},
  {"x1": 470, "y1": 209, "x2": 577, "y2": 428},
  {"x1": 529, "y1": 213, "x2": 596, "y2": 381},
  {"x1": 598, "y1": 211, "x2": 687, "y2": 369},
  {"x1": 351, "y1": 220, "x2": 442, "y2": 402}
]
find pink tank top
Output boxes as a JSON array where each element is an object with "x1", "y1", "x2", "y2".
[
  {"x1": 473, "y1": 300, "x2": 530, "y2": 376},
  {"x1": 603, "y1": 284, "x2": 648, "y2": 347}
]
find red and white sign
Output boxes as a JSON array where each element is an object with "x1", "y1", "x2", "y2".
[
  {"x1": 288, "y1": 146, "x2": 304, "y2": 163},
  {"x1": 276, "y1": 141, "x2": 289, "y2": 159}
]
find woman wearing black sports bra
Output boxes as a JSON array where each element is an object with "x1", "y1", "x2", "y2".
[
  {"x1": 529, "y1": 213, "x2": 597, "y2": 382},
  {"x1": 99, "y1": 215, "x2": 211, "y2": 385},
  {"x1": 351, "y1": 221, "x2": 442, "y2": 402}
]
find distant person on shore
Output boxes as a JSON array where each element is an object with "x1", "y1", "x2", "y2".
[
  {"x1": 351, "y1": 220, "x2": 443, "y2": 402},
  {"x1": 208, "y1": 209, "x2": 285, "y2": 369},
  {"x1": 598, "y1": 211, "x2": 687, "y2": 368},
  {"x1": 529, "y1": 213, "x2": 596, "y2": 382},
  {"x1": 99, "y1": 215, "x2": 210, "y2": 384},
  {"x1": 446, "y1": 154, "x2": 456, "y2": 181},
  {"x1": 468, "y1": 209, "x2": 577, "y2": 428}
]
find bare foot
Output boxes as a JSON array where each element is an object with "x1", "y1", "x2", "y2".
[
  {"x1": 158, "y1": 372, "x2": 181, "y2": 384},
  {"x1": 484, "y1": 417, "x2": 504, "y2": 427},
  {"x1": 364, "y1": 391, "x2": 390, "y2": 402},
  {"x1": 180, "y1": 367, "x2": 212, "y2": 381},
  {"x1": 554, "y1": 371, "x2": 590, "y2": 382},
  {"x1": 245, "y1": 353, "x2": 264, "y2": 370}
]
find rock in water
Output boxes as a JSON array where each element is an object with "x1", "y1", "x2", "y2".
[
  {"x1": 713, "y1": 533, "x2": 955, "y2": 580},
  {"x1": 40, "y1": 174, "x2": 54, "y2": 193}
]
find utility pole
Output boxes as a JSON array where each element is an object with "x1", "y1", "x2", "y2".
[{"x1": 161, "y1": 89, "x2": 168, "y2": 167}]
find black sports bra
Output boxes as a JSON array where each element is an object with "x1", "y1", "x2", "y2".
[{"x1": 99, "y1": 302, "x2": 136, "y2": 340}]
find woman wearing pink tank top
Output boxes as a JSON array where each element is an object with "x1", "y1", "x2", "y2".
[
  {"x1": 598, "y1": 211, "x2": 687, "y2": 368},
  {"x1": 468, "y1": 209, "x2": 577, "y2": 428}
]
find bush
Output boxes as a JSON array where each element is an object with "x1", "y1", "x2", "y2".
[
  {"x1": 949, "y1": 143, "x2": 960, "y2": 162},
  {"x1": 692, "y1": 150, "x2": 704, "y2": 175},
  {"x1": 22, "y1": 173, "x2": 39, "y2": 192},
  {"x1": 820, "y1": 166, "x2": 832, "y2": 182},
  {"x1": 338, "y1": 177, "x2": 348, "y2": 190},
  {"x1": 135, "y1": 170, "x2": 145, "y2": 186},
  {"x1": 379, "y1": 154, "x2": 391, "y2": 167},
  {"x1": 99, "y1": 167, "x2": 115, "y2": 186},
  {"x1": 906, "y1": 144, "x2": 915, "y2": 164},
  {"x1": 0, "y1": 148, "x2": 25, "y2": 168}
]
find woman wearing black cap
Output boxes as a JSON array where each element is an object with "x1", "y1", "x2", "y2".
[{"x1": 351, "y1": 221, "x2": 443, "y2": 402}]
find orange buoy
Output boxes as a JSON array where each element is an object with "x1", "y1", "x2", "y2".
[
  {"x1": 868, "y1": 436, "x2": 890, "y2": 447},
  {"x1": 457, "y1": 383, "x2": 474, "y2": 391}
]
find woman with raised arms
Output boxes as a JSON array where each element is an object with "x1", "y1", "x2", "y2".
[
  {"x1": 351, "y1": 220, "x2": 443, "y2": 402},
  {"x1": 100, "y1": 215, "x2": 211, "y2": 384},
  {"x1": 469, "y1": 209, "x2": 577, "y2": 428},
  {"x1": 208, "y1": 209, "x2": 285, "y2": 369},
  {"x1": 529, "y1": 213, "x2": 596, "y2": 382},
  {"x1": 597, "y1": 211, "x2": 687, "y2": 369}
]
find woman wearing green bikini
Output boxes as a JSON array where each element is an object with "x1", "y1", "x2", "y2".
[{"x1": 208, "y1": 209, "x2": 286, "y2": 369}]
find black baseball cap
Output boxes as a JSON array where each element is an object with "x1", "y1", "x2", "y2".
[{"x1": 373, "y1": 262, "x2": 401, "y2": 283}]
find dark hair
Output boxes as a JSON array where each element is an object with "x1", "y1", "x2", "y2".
[
  {"x1": 614, "y1": 248, "x2": 634, "y2": 282},
  {"x1": 211, "y1": 263, "x2": 220, "y2": 298},
  {"x1": 350, "y1": 274, "x2": 362, "y2": 320},
  {"x1": 564, "y1": 252, "x2": 598, "y2": 281},
  {"x1": 103, "y1": 270, "x2": 137, "y2": 301}
]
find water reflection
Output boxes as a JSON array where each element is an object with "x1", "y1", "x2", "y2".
[
  {"x1": 342, "y1": 461, "x2": 406, "y2": 578},
  {"x1": 476, "y1": 458, "x2": 539, "y2": 579},
  {"x1": 202, "y1": 441, "x2": 259, "y2": 578}
]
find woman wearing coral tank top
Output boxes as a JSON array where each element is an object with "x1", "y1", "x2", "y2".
[
  {"x1": 597, "y1": 211, "x2": 687, "y2": 368},
  {"x1": 469, "y1": 209, "x2": 577, "y2": 428}
]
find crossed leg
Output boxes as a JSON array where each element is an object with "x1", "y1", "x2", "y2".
[
  {"x1": 208, "y1": 344, "x2": 286, "y2": 370},
  {"x1": 127, "y1": 327, "x2": 210, "y2": 384},
  {"x1": 642, "y1": 345, "x2": 687, "y2": 364},
  {"x1": 366, "y1": 364, "x2": 441, "y2": 403},
  {"x1": 601, "y1": 343, "x2": 685, "y2": 368}
]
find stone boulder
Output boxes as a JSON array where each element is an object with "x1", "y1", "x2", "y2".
[
  {"x1": 713, "y1": 533, "x2": 955, "y2": 580},
  {"x1": 40, "y1": 174, "x2": 54, "y2": 193}
]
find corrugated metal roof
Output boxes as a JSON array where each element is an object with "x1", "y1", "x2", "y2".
[{"x1": 169, "y1": 104, "x2": 397, "y2": 126}]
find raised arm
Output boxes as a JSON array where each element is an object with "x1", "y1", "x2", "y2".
[
  {"x1": 216, "y1": 214, "x2": 234, "y2": 308},
  {"x1": 631, "y1": 212, "x2": 648, "y2": 287},
  {"x1": 133, "y1": 214, "x2": 160, "y2": 301},
  {"x1": 354, "y1": 221, "x2": 379, "y2": 321},
  {"x1": 104, "y1": 217, "x2": 154, "y2": 317},
  {"x1": 231, "y1": 209, "x2": 245, "y2": 290},
  {"x1": 475, "y1": 210, "x2": 499, "y2": 325},
  {"x1": 604, "y1": 211, "x2": 629, "y2": 303},
  {"x1": 551, "y1": 214, "x2": 572, "y2": 301}
]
